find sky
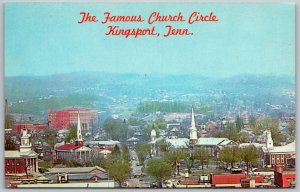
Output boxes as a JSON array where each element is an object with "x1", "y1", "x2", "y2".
[{"x1": 5, "y1": 3, "x2": 295, "y2": 77}]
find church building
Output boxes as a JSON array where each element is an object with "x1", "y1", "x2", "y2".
[
  {"x1": 261, "y1": 130, "x2": 295, "y2": 167},
  {"x1": 5, "y1": 129, "x2": 39, "y2": 176},
  {"x1": 55, "y1": 113, "x2": 92, "y2": 162}
]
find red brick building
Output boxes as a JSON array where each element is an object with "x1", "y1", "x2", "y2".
[
  {"x1": 48, "y1": 108, "x2": 97, "y2": 130},
  {"x1": 261, "y1": 130, "x2": 295, "y2": 167},
  {"x1": 5, "y1": 129, "x2": 38, "y2": 176},
  {"x1": 12, "y1": 123, "x2": 48, "y2": 133},
  {"x1": 274, "y1": 164, "x2": 296, "y2": 188}
]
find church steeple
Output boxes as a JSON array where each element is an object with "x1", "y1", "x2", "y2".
[
  {"x1": 20, "y1": 129, "x2": 32, "y2": 152},
  {"x1": 266, "y1": 130, "x2": 273, "y2": 150},
  {"x1": 75, "y1": 113, "x2": 83, "y2": 146},
  {"x1": 190, "y1": 108, "x2": 198, "y2": 144}
]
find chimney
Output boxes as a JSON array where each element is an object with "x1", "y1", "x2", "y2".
[{"x1": 274, "y1": 164, "x2": 284, "y2": 173}]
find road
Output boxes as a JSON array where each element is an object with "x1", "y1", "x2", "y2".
[
  {"x1": 125, "y1": 149, "x2": 150, "y2": 188},
  {"x1": 129, "y1": 149, "x2": 143, "y2": 178}
]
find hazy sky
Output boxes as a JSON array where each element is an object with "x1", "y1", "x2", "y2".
[{"x1": 5, "y1": 3, "x2": 295, "y2": 77}]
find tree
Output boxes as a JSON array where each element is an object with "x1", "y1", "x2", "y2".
[
  {"x1": 5, "y1": 114, "x2": 15, "y2": 129},
  {"x1": 43, "y1": 129, "x2": 57, "y2": 148},
  {"x1": 193, "y1": 148, "x2": 210, "y2": 174},
  {"x1": 286, "y1": 118, "x2": 296, "y2": 137},
  {"x1": 136, "y1": 143, "x2": 152, "y2": 164},
  {"x1": 147, "y1": 159, "x2": 172, "y2": 188},
  {"x1": 235, "y1": 116, "x2": 244, "y2": 131},
  {"x1": 112, "y1": 145, "x2": 121, "y2": 157},
  {"x1": 238, "y1": 132, "x2": 249, "y2": 143},
  {"x1": 226, "y1": 122, "x2": 239, "y2": 141},
  {"x1": 153, "y1": 118, "x2": 167, "y2": 131},
  {"x1": 213, "y1": 122, "x2": 240, "y2": 142},
  {"x1": 157, "y1": 140, "x2": 171, "y2": 155},
  {"x1": 219, "y1": 147, "x2": 241, "y2": 169},
  {"x1": 64, "y1": 126, "x2": 77, "y2": 143},
  {"x1": 5, "y1": 135, "x2": 17, "y2": 150},
  {"x1": 164, "y1": 149, "x2": 189, "y2": 175},
  {"x1": 107, "y1": 158, "x2": 130, "y2": 188},
  {"x1": 248, "y1": 115, "x2": 256, "y2": 127},
  {"x1": 122, "y1": 145, "x2": 130, "y2": 162},
  {"x1": 240, "y1": 146, "x2": 258, "y2": 174},
  {"x1": 104, "y1": 118, "x2": 128, "y2": 141},
  {"x1": 255, "y1": 117, "x2": 285, "y2": 145}
]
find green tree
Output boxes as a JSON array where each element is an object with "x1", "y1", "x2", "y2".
[
  {"x1": 164, "y1": 149, "x2": 189, "y2": 175},
  {"x1": 226, "y1": 122, "x2": 239, "y2": 141},
  {"x1": 112, "y1": 145, "x2": 121, "y2": 157},
  {"x1": 235, "y1": 116, "x2": 244, "y2": 131},
  {"x1": 147, "y1": 159, "x2": 172, "y2": 188},
  {"x1": 219, "y1": 147, "x2": 241, "y2": 169},
  {"x1": 240, "y1": 146, "x2": 258, "y2": 174},
  {"x1": 153, "y1": 118, "x2": 167, "y2": 131},
  {"x1": 286, "y1": 118, "x2": 295, "y2": 137},
  {"x1": 104, "y1": 118, "x2": 128, "y2": 141},
  {"x1": 213, "y1": 123, "x2": 240, "y2": 142},
  {"x1": 238, "y1": 132, "x2": 249, "y2": 143},
  {"x1": 136, "y1": 143, "x2": 152, "y2": 164},
  {"x1": 256, "y1": 117, "x2": 285, "y2": 145},
  {"x1": 43, "y1": 129, "x2": 57, "y2": 147},
  {"x1": 38, "y1": 161, "x2": 54, "y2": 168},
  {"x1": 157, "y1": 140, "x2": 171, "y2": 155},
  {"x1": 193, "y1": 148, "x2": 210, "y2": 174},
  {"x1": 5, "y1": 114, "x2": 15, "y2": 129},
  {"x1": 122, "y1": 145, "x2": 130, "y2": 162},
  {"x1": 107, "y1": 158, "x2": 130, "y2": 188},
  {"x1": 248, "y1": 115, "x2": 256, "y2": 127},
  {"x1": 65, "y1": 126, "x2": 77, "y2": 143}
]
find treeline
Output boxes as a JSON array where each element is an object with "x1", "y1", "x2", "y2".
[
  {"x1": 137, "y1": 101, "x2": 189, "y2": 113},
  {"x1": 10, "y1": 94, "x2": 97, "y2": 115},
  {"x1": 137, "y1": 101, "x2": 213, "y2": 114}
]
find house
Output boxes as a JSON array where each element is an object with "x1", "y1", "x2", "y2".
[{"x1": 5, "y1": 129, "x2": 39, "y2": 176}]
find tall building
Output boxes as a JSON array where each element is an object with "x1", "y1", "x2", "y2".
[{"x1": 48, "y1": 108, "x2": 97, "y2": 130}]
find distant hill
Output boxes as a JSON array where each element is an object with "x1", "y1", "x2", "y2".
[{"x1": 5, "y1": 72, "x2": 295, "y2": 115}]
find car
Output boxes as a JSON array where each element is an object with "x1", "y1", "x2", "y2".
[
  {"x1": 150, "y1": 182, "x2": 158, "y2": 188},
  {"x1": 165, "y1": 180, "x2": 173, "y2": 188}
]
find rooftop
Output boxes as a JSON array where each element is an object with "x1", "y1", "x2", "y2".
[
  {"x1": 46, "y1": 166, "x2": 106, "y2": 174},
  {"x1": 5, "y1": 150, "x2": 38, "y2": 158},
  {"x1": 196, "y1": 138, "x2": 228, "y2": 146},
  {"x1": 262, "y1": 141, "x2": 295, "y2": 153},
  {"x1": 166, "y1": 138, "x2": 189, "y2": 149}
]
